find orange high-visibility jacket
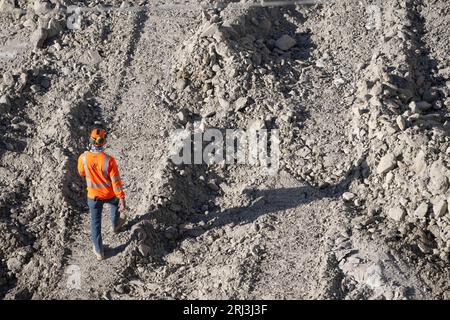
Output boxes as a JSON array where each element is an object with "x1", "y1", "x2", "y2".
[{"x1": 77, "y1": 151, "x2": 125, "y2": 200}]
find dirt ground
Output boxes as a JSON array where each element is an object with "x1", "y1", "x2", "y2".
[{"x1": 0, "y1": 0, "x2": 449, "y2": 300}]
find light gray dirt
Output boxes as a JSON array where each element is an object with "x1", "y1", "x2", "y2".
[{"x1": 0, "y1": 0, "x2": 449, "y2": 300}]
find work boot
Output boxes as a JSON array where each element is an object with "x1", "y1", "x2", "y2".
[
  {"x1": 112, "y1": 217, "x2": 126, "y2": 234},
  {"x1": 92, "y1": 245, "x2": 104, "y2": 261}
]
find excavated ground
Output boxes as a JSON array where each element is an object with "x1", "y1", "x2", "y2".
[{"x1": 0, "y1": 0, "x2": 449, "y2": 300}]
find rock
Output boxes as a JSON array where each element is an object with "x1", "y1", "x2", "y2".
[
  {"x1": 174, "y1": 78, "x2": 187, "y2": 91},
  {"x1": 411, "y1": 149, "x2": 426, "y2": 173},
  {"x1": 165, "y1": 251, "x2": 185, "y2": 265},
  {"x1": 46, "y1": 18, "x2": 64, "y2": 38},
  {"x1": 120, "y1": 1, "x2": 131, "y2": 9},
  {"x1": 418, "y1": 241, "x2": 431, "y2": 254},
  {"x1": 0, "y1": 0, "x2": 15, "y2": 12},
  {"x1": 53, "y1": 42, "x2": 62, "y2": 51},
  {"x1": 396, "y1": 115, "x2": 406, "y2": 131},
  {"x1": 334, "y1": 77, "x2": 346, "y2": 86},
  {"x1": 438, "y1": 67, "x2": 450, "y2": 80},
  {"x1": 414, "y1": 202, "x2": 429, "y2": 218},
  {"x1": 278, "y1": 111, "x2": 292, "y2": 123},
  {"x1": 342, "y1": 192, "x2": 356, "y2": 201},
  {"x1": 377, "y1": 153, "x2": 396, "y2": 175},
  {"x1": 275, "y1": 35, "x2": 296, "y2": 51},
  {"x1": 19, "y1": 72, "x2": 28, "y2": 85},
  {"x1": 235, "y1": 97, "x2": 248, "y2": 111},
  {"x1": 30, "y1": 84, "x2": 40, "y2": 92},
  {"x1": 218, "y1": 97, "x2": 230, "y2": 109},
  {"x1": 33, "y1": 0, "x2": 51, "y2": 16},
  {"x1": 164, "y1": 226, "x2": 178, "y2": 240},
  {"x1": 0, "y1": 94, "x2": 11, "y2": 112},
  {"x1": 138, "y1": 243, "x2": 151, "y2": 257},
  {"x1": 177, "y1": 109, "x2": 188, "y2": 124},
  {"x1": 114, "y1": 284, "x2": 128, "y2": 294},
  {"x1": 315, "y1": 59, "x2": 326, "y2": 68},
  {"x1": 2, "y1": 71, "x2": 14, "y2": 86},
  {"x1": 131, "y1": 226, "x2": 147, "y2": 242},
  {"x1": 354, "y1": 198, "x2": 363, "y2": 207},
  {"x1": 428, "y1": 224, "x2": 441, "y2": 239},
  {"x1": 387, "y1": 206, "x2": 405, "y2": 222},
  {"x1": 428, "y1": 161, "x2": 449, "y2": 193},
  {"x1": 409, "y1": 101, "x2": 431, "y2": 113},
  {"x1": 6, "y1": 257, "x2": 23, "y2": 273},
  {"x1": 444, "y1": 98, "x2": 450, "y2": 109},
  {"x1": 346, "y1": 256, "x2": 362, "y2": 265},
  {"x1": 23, "y1": 18, "x2": 37, "y2": 30},
  {"x1": 82, "y1": 49, "x2": 102, "y2": 66},
  {"x1": 432, "y1": 199, "x2": 447, "y2": 218},
  {"x1": 208, "y1": 180, "x2": 220, "y2": 191},
  {"x1": 201, "y1": 23, "x2": 220, "y2": 38},
  {"x1": 31, "y1": 27, "x2": 48, "y2": 49},
  {"x1": 215, "y1": 42, "x2": 231, "y2": 58},
  {"x1": 252, "y1": 223, "x2": 261, "y2": 233}
]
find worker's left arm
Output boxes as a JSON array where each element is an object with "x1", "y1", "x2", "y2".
[
  {"x1": 77, "y1": 154, "x2": 86, "y2": 177},
  {"x1": 108, "y1": 157, "x2": 126, "y2": 199}
]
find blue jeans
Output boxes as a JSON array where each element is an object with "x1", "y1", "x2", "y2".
[{"x1": 87, "y1": 197, "x2": 120, "y2": 253}]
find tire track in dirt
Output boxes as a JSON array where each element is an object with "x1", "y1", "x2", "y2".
[
  {"x1": 230, "y1": 1, "x2": 378, "y2": 299},
  {"x1": 0, "y1": 42, "x2": 100, "y2": 297},
  {"x1": 395, "y1": 0, "x2": 450, "y2": 297},
  {"x1": 342, "y1": 0, "x2": 450, "y2": 298},
  {"x1": 49, "y1": 3, "x2": 202, "y2": 299}
]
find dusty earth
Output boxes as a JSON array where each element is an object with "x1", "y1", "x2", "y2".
[{"x1": 0, "y1": 0, "x2": 449, "y2": 300}]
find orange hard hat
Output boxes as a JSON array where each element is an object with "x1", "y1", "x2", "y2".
[{"x1": 90, "y1": 128, "x2": 107, "y2": 146}]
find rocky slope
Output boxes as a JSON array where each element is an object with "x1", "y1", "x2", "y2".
[{"x1": 0, "y1": 0, "x2": 449, "y2": 299}]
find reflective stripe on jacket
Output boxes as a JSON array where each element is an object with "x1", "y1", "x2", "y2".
[{"x1": 77, "y1": 151, "x2": 125, "y2": 200}]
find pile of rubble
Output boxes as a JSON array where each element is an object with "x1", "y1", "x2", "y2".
[{"x1": 349, "y1": 0, "x2": 450, "y2": 260}]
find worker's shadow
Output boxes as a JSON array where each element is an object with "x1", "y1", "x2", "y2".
[
  {"x1": 104, "y1": 239, "x2": 133, "y2": 259},
  {"x1": 193, "y1": 156, "x2": 369, "y2": 236}
]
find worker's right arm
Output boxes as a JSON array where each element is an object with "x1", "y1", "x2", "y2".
[{"x1": 77, "y1": 155, "x2": 86, "y2": 177}]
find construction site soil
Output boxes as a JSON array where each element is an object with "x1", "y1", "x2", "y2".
[{"x1": 0, "y1": 0, "x2": 449, "y2": 299}]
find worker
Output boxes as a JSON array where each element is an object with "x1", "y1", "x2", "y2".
[{"x1": 77, "y1": 128, "x2": 126, "y2": 261}]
